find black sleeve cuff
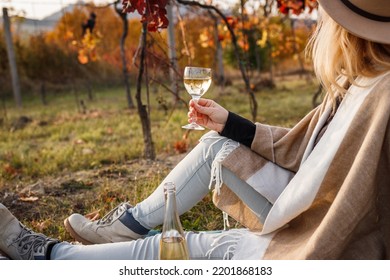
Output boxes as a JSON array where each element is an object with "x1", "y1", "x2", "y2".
[{"x1": 220, "y1": 111, "x2": 256, "y2": 147}]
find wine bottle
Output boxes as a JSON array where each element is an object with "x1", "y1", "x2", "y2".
[{"x1": 159, "y1": 182, "x2": 190, "y2": 260}]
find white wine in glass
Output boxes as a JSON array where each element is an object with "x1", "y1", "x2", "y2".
[{"x1": 182, "y1": 66, "x2": 212, "y2": 130}]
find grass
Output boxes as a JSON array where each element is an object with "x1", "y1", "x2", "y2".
[{"x1": 0, "y1": 74, "x2": 318, "y2": 241}]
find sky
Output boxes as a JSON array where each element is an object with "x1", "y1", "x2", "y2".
[
  {"x1": 0, "y1": 0, "x2": 238, "y2": 20},
  {"x1": 0, "y1": 0, "x2": 113, "y2": 19}
]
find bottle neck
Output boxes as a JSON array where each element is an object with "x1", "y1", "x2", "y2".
[
  {"x1": 162, "y1": 183, "x2": 184, "y2": 236},
  {"x1": 159, "y1": 182, "x2": 189, "y2": 260},
  {"x1": 164, "y1": 190, "x2": 178, "y2": 219}
]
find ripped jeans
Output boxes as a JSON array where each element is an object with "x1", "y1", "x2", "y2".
[{"x1": 51, "y1": 132, "x2": 272, "y2": 260}]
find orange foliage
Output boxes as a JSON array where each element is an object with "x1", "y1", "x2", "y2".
[
  {"x1": 75, "y1": 30, "x2": 101, "y2": 64},
  {"x1": 46, "y1": 5, "x2": 141, "y2": 69},
  {"x1": 46, "y1": 7, "x2": 86, "y2": 47},
  {"x1": 267, "y1": 20, "x2": 311, "y2": 61},
  {"x1": 13, "y1": 1, "x2": 315, "y2": 89},
  {"x1": 174, "y1": 131, "x2": 190, "y2": 154},
  {"x1": 176, "y1": 16, "x2": 216, "y2": 67}
]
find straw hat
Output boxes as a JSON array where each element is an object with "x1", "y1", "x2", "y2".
[{"x1": 318, "y1": 0, "x2": 390, "y2": 44}]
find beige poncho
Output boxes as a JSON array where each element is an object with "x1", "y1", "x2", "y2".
[{"x1": 211, "y1": 72, "x2": 390, "y2": 259}]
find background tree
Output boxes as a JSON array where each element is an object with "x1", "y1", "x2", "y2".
[
  {"x1": 2, "y1": 8, "x2": 22, "y2": 109},
  {"x1": 166, "y1": 3, "x2": 180, "y2": 101},
  {"x1": 135, "y1": 22, "x2": 155, "y2": 159},
  {"x1": 0, "y1": 28, "x2": 11, "y2": 97},
  {"x1": 208, "y1": 11, "x2": 226, "y2": 86},
  {"x1": 122, "y1": 0, "x2": 170, "y2": 160},
  {"x1": 114, "y1": 0, "x2": 135, "y2": 109},
  {"x1": 0, "y1": 28, "x2": 11, "y2": 119}
]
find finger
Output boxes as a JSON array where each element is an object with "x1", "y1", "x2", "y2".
[
  {"x1": 189, "y1": 99, "x2": 197, "y2": 107},
  {"x1": 189, "y1": 100, "x2": 197, "y2": 110},
  {"x1": 194, "y1": 103, "x2": 213, "y2": 115},
  {"x1": 188, "y1": 111, "x2": 197, "y2": 118},
  {"x1": 196, "y1": 98, "x2": 212, "y2": 106},
  {"x1": 189, "y1": 107, "x2": 197, "y2": 116}
]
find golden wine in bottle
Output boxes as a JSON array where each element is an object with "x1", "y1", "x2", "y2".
[{"x1": 159, "y1": 182, "x2": 189, "y2": 260}]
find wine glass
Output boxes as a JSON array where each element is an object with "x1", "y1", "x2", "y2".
[{"x1": 182, "y1": 66, "x2": 212, "y2": 130}]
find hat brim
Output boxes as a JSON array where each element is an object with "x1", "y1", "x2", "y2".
[{"x1": 319, "y1": 0, "x2": 390, "y2": 44}]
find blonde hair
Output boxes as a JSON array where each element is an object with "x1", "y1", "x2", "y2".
[{"x1": 306, "y1": 7, "x2": 390, "y2": 106}]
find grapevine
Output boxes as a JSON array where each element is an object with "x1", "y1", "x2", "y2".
[{"x1": 122, "y1": 0, "x2": 169, "y2": 32}]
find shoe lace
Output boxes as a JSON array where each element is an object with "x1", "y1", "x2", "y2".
[
  {"x1": 97, "y1": 202, "x2": 128, "y2": 225},
  {"x1": 11, "y1": 224, "x2": 52, "y2": 260}
]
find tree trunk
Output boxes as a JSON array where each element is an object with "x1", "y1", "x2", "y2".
[
  {"x1": 136, "y1": 22, "x2": 155, "y2": 160},
  {"x1": 2, "y1": 8, "x2": 22, "y2": 109},
  {"x1": 86, "y1": 82, "x2": 93, "y2": 101},
  {"x1": 166, "y1": 3, "x2": 180, "y2": 101},
  {"x1": 115, "y1": 2, "x2": 135, "y2": 109},
  {"x1": 263, "y1": 0, "x2": 275, "y2": 85},
  {"x1": 72, "y1": 82, "x2": 86, "y2": 114},
  {"x1": 40, "y1": 82, "x2": 48, "y2": 106},
  {"x1": 266, "y1": 40, "x2": 275, "y2": 84},
  {"x1": 1, "y1": 94, "x2": 7, "y2": 122},
  {"x1": 209, "y1": 11, "x2": 225, "y2": 86},
  {"x1": 290, "y1": 18, "x2": 305, "y2": 77}
]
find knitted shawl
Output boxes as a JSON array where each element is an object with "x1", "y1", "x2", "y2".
[{"x1": 212, "y1": 72, "x2": 390, "y2": 259}]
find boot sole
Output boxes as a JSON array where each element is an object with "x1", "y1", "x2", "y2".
[
  {"x1": 64, "y1": 218, "x2": 94, "y2": 245},
  {"x1": 0, "y1": 249, "x2": 10, "y2": 260}
]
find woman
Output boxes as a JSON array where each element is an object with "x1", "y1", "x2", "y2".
[{"x1": 1, "y1": 0, "x2": 389, "y2": 260}]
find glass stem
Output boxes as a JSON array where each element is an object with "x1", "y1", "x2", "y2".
[{"x1": 191, "y1": 98, "x2": 199, "y2": 125}]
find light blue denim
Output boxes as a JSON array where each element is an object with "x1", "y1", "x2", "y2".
[
  {"x1": 52, "y1": 229, "x2": 254, "y2": 260},
  {"x1": 51, "y1": 133, "x2": 272, "y2": 260},
  {"x1": 131, "y1": 133, "x2": 272, "y2": 229}
]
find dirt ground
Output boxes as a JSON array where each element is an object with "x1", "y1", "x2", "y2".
[{"x1": 0, "y1": 152, "x2": 189, "y2": 240}]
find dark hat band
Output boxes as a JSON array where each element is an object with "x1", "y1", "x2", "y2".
[{"x1": 340, "y1": 0, "x2": 390, "y2": 22}]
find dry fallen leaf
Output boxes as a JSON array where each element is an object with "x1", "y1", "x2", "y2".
[
  {"x1": 85, "y1": 209, "x2": 100, "y2": 221},
  {"x1": 32, "y1": 220, "x2": 50, "y2": 231},
  {"x1": 19, "y1": 196, "x2": 39, "y2": 202},
  {"x1": 74, "y1": 139, "x2": 85, "y2": 145}
]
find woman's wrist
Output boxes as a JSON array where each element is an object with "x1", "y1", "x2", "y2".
[{"x1": 220, "y1": 111, "x2": 256, "y2": 147}]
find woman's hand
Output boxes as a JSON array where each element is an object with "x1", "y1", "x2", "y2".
[{"x1": 188, "y1": 98, "x2": 229, "y2": 133}]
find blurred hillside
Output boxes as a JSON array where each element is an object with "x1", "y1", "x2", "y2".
[{"x1": 0, "y1": 2, "x2": 141, "y2": 35}]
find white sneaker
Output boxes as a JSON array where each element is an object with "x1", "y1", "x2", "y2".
[
  {"x1": 64, "y1": 202, "x2": 143, "y2": 245},
  {"x1": 0, "y1": 204, "x2": 59, "y2": 260}
]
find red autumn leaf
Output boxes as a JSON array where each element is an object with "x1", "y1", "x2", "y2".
[
  {"x1": 3, "y1": 163, "x2": 19, "y2": 177},
  {"x1": 174, "y1": 140, "x2": 188, "y2": 154},
  {"x1": 277, "y1": 0, "x2": 317, "y2": 15},
  {"x1": 226, "y1": 16, "x2": 238, "y2": 29},
  {"x1": 158, "y1": 7, "x2": 169, "y2": 28},
  {"x1": 123, "y1": 0, "x2": 145, "y2": 14},
  {"x1": 218, "y1": 34, "x2": 225, "y2": 42},
  {"x1": 122, "y1": 0, "x2": 169, "y2": 32}
]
